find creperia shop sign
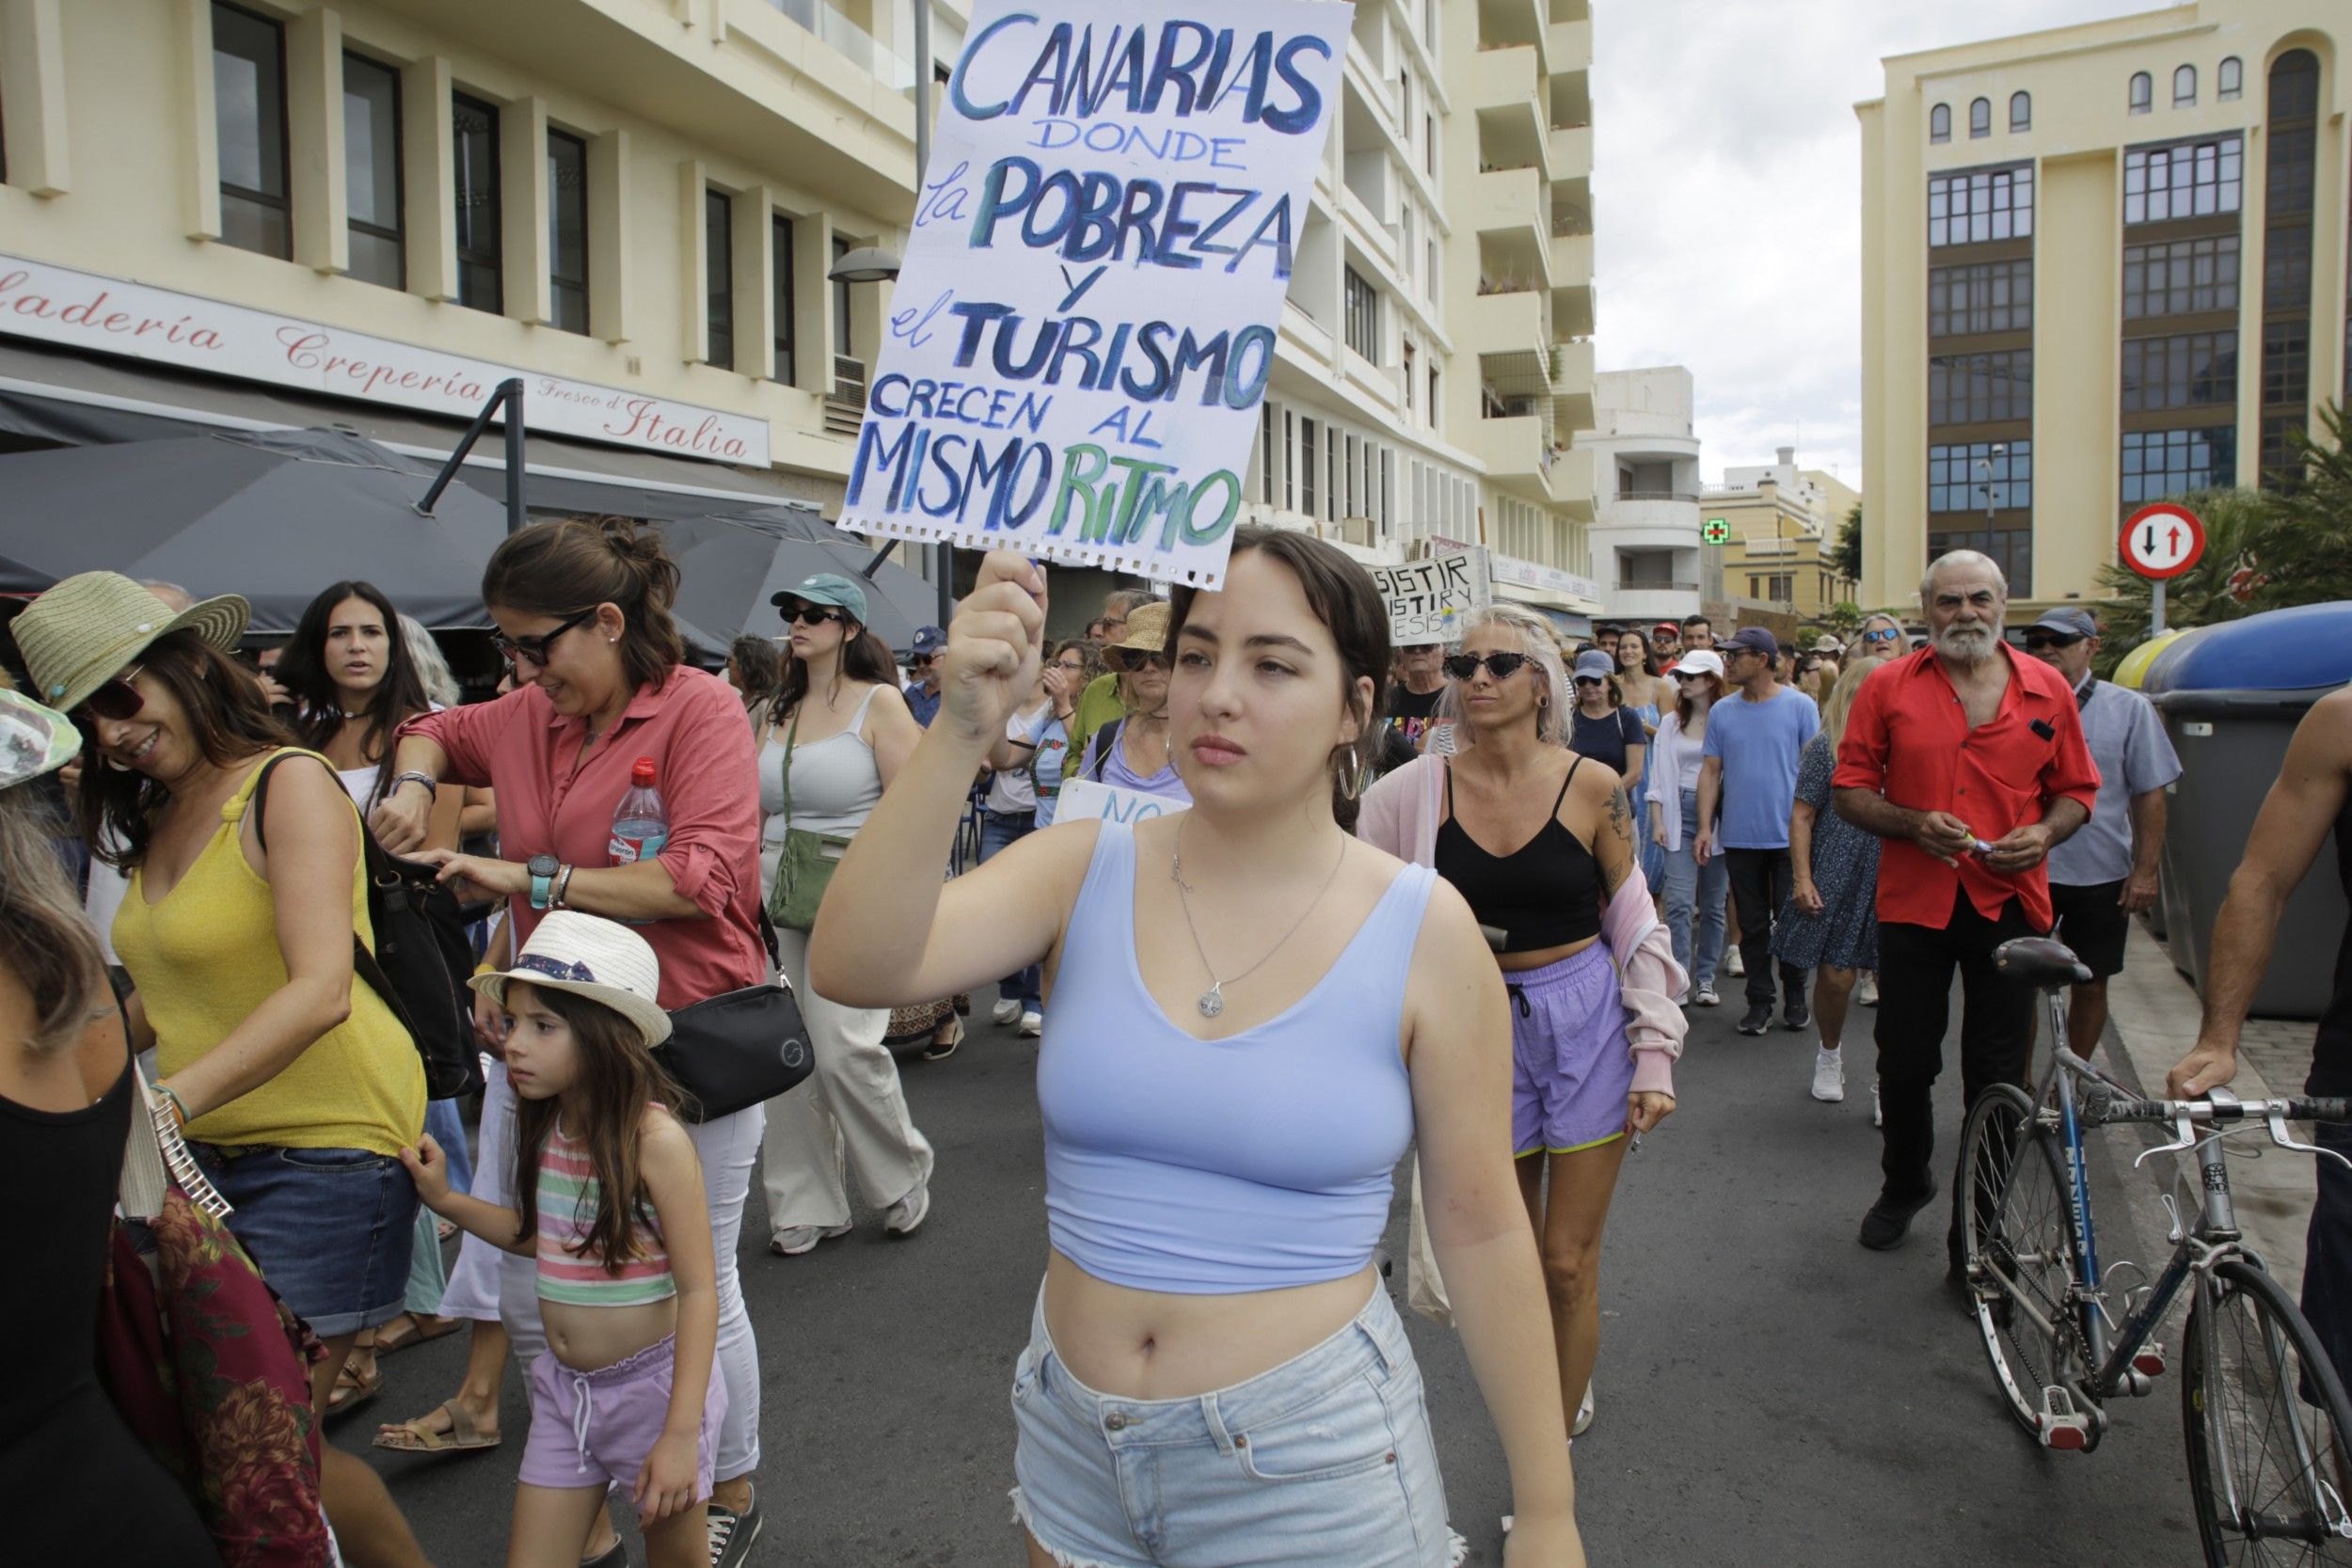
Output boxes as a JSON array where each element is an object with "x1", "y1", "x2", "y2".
[{"x1": 0, "y1": 254, "x2": 771, "y2": 466}]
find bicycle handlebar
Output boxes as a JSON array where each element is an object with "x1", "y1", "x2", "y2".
[{"x1": 2080, "y1": 1091, "x2": 2352, "y2": 1127}]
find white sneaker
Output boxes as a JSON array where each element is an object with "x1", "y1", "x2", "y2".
[
  {"x1": 1694, "y1": 982, "x2": 1721, "y2": 1007},
  {"x1": 769, "y1": 1222, "x2": 850, "y2": 1256},
  {"x1": 992, "y1": 998, "x2": 1023, "y2": 1025},
  {"x1": 1019, "y1": 1010, "x2": 1043, "y2": 1037},
  {"x1": 1811, "y1": 1048, "x2": 1846, "y2": 1102},
  {"x1": 1871, "y1": 1080, "x2": 1883, "y2": 1127},
  {"x1": 884, "y1": 1180, "x2": 931, "y2": 1237},
  {"x1": 1857, "y1": 971, "x2": 1880, "y2": 1007},
  {"x1": 1573, "y1": 1381, "x2": 1594, "y2": 1437},
  {"x1": 1724, "y1": 946, "x2": 1745, "y2": 977}
]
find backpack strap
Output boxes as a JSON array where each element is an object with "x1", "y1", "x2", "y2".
[
  {"x1": 1088, "y1": 717, "x2": 1125, "y2": 782},
  {"x1": 249, "y1": 752, "x2": 419, "y2": 1043}
]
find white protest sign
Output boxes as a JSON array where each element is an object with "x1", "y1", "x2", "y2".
[
  {"x1": 1056, "y1": 777, "x2": 1181, "y2": 826},
  {"x1": 836, "y1": 0, "x2": 1352, "y2": 588},
  {"x1": 1374, "y1": 549, "x2": 1491, "y2": 645}
]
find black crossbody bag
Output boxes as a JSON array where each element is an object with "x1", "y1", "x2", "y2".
[{"x1": 654, "y1": 905, "x2": 814, "y2": 1121}]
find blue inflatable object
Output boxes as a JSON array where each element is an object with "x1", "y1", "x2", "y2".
[{"x1": 2141, "y1": 600, "x2": 2352, "y2": 697}]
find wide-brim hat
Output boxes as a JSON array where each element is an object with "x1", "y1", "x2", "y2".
[
  {"x1": 1104, "y1": 600, "x2": 1170, "y2": 670},
  {"x1": 13, "y1": 571, "x2": 248, "y2": 715},
  {"x1": 469, "y1": 910, "x2": 672, "y2": 1047},
  {"x1": 0, "y1": 688, "x2": 82, "y2": 790},
  {"x1": 771, "y1": 572, "x2": 869, "y2": 627}
]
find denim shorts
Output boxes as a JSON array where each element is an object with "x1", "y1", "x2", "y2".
[
  {"x1": 191, "y1": 1143, "x2": 418, "y2": 1338},
  {"x1": 1010, "y1": 1283, "x2": 1461, "y2": 1568}
]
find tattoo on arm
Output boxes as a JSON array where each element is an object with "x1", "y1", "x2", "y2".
[{"x1": 1597, "y1": 784, "x2": 1634, "y2": 896}]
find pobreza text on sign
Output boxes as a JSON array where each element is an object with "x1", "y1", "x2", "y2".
[
  {"x1": 1374, "y1": 549, "x2": 1491, "y2": 646},
  {"x1": 836, "y1": 0, "x2": 1352, "y2": 589}
]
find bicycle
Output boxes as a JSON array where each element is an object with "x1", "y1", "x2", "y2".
[{"x1": 1958, "y1": 934, "x2": 2352, "y2": 1564}]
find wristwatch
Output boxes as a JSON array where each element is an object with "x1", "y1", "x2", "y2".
[{"x1": 528, "y1": 853, "x2": 561, "y2": 910}]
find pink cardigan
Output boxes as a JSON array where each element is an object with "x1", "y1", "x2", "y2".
[{"x1": 1359, "y1": 753, "x2": 1686, "y2": 1098}]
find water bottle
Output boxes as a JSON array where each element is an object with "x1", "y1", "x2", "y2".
[{"x1": 610, "y1": 757, "x2": 669, "y2": 865}]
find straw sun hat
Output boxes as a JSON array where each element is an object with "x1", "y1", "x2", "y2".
[
  {"x1": 12, "y1": 571, "x2": 249, "y2": 715},
  {"x1": 1105, "y1": 600, "x2": 1171, "y2": 671},
  {"x1": 470, "y1": 910, "x2": 673, "y2": 1047}
]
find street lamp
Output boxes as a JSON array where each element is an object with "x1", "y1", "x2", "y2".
[{"x1": 826, "y1": 246, "x2": 902, "y2": 285}]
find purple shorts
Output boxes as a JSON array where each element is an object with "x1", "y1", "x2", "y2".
[
  {"x1": 1507, "y1": 943, "x2": 1633, "y2": 1158},
  {"x1": 519, "y1": 1335, "x2": 726, "y2": 1497}
]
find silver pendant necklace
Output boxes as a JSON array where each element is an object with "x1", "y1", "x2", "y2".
[{"x1": 1170, "y1": 816, "x2": 1349, "y2": 1018}]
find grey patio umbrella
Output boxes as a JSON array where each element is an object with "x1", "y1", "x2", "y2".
[
  {"x1": 0, "y1": 426, "x2": 503, "y2": 632},
  {"x1": 661, "y1": 507, "x2": 934, "y2": 657}
]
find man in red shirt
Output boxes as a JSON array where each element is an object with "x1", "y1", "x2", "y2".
[{"x1": 1834, "y1": 551, "x2": 2101, "y2": 1255}]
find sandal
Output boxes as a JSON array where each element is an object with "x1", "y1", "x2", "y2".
[
  {"x1": 373, "y1": 1313, "x2": 463, "y2": 1357},
  {"x1": 372, "y1": 1399, "x2": 501, "y2": 1455},
  {"x1": 326, "y1": 1355, "x2": 382, "y2": 1418},
  {"x1": 922, "y1": 1018, "x2": 963, "y2": 1061}
]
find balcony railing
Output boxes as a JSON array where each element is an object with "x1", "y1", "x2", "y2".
[
  {"x1": 1615, "y1": 489, "x2": 1700, "y2": 503},
  {"x1": 1616, "y1": 580, "x2": 1702, "y2": 593}
]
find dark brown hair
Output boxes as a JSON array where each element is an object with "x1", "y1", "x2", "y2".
[
  {"x1": 509, "y1": 982, "x2": 691, "y2": 1274},
  {"x1": 1674, "y1": 672, "x2": 1725, "y2": 727},
  {"x1": 1167, "y1": 525, "x2": 1389, "y2": 829},
  {"x1": 78, "y1": 631, "x2": 294, "y2": 870},
  {"x1": 768, "y1": 612, "x2": 898, "y2": 727},
  {"x1": 728, "y1": 634, "x2": 783, "y2": 706},
  {"x1": 277, "y1": 581, "x2": 431, "y2": 807},
  {"x1": 482, "y1": 516, "x2": 686, "y2": 695}
]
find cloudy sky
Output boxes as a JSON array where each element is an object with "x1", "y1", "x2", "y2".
[{"x1": 1592, "y1": 0, "x2": 2150, "y2": 491}]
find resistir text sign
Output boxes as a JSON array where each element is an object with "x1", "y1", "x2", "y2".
[
  {"x1": 837, "y1": 0, "x2": 1352, "y2": 587},
  {"x1": 1374, "y1": 548, "x2": 1491, "y2": 645}
]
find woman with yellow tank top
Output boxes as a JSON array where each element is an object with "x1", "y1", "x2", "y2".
[{"x1": 11, "y1": 572, "x2": 433, "y2": 1568}]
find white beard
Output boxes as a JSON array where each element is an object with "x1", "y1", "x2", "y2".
[{"x1": 1934, "y1": 622, "x2": 2001, "y2": 666}]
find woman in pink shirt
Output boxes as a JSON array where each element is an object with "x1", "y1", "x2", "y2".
[{"x1": 373, "y1": 516, "x2": 770, "y2": 1566}]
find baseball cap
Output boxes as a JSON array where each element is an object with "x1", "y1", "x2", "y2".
[
  {"x1": 1666, "y1": 649, "x2": 1725, "y2": 678},
  {"x1": 771, "y1": 572, "x2": 868, "y2": 626},
  {"x1": 1652, "y1": 622, "x2": 1680, "y2": 641},
  {"x1": 1724, "y1": 626, "x2": 1779, "y2": 659},
  {"x1": 1811, "y1": 634, "x2": 1844, "y2": 654},
  {"x1": 1571, "y1": 649, "x2": 1616, "y2": 681},
  {"x1": 2029, "y1": 607, "x2": 2098, "y2": 641},
  {"x1": 909, "y1": 626, "x2": 947, "y2": 660}
]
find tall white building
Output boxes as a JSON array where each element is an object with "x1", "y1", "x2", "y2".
[{"x1": 1577, "y1": 365, "x2": 1702, "y2": 624}]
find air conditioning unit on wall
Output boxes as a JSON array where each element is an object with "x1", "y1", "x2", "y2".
[{"x1": 1338, "y1": 516, "x2": 1377, "y2": 548}]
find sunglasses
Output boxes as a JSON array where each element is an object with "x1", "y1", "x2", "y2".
[
  {"x1": 1442, "y1": 652, "x2": 1532, "y2": 681},
  {"x1": 781, "y1": 605, "x2": 845, "y2": 628},
  {"x1": 490, "y1": 607, "x2": 598, "y2": 667},
  {"x1": 1573, "y1": 675, "x2": 1606, "y2": 687},
  {"x1": 74, "y1": 664, "x2": 147, "y2": 723},
  {"x1": 2023, "y1": 631, "x2": 2084, "y2": 651},
  {"x1": 1861, "y1": 627, "x2": 1902, "y2": 644},
  {"x1": 1110, "y1": 647, "x2": 1168, "y2": 672}
]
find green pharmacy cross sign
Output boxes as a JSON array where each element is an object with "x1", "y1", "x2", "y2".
[{"x1": 1702, "y1": 517, "x2": 1732, "y2": 546}]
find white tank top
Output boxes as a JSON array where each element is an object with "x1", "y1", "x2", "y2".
[{"x1": 759, "y1": 685, "x2": 883, "y2": 842}]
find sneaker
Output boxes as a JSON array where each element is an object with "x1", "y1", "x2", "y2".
[
  {"x1": 580, "y1": 1540, "x2": 630, "y2": 1568},
  {"x1": 992, "y1": 998, "x2": 1023, "y2": 1025},
  {"x1": 1723, "y1": 946, "x2": 1745, "y2": 977},
  {"x1": 1573, "y1": 1381, "x2": 1595, "y2": 1438},
  {"x1": 1783, "y1": 1001, "x2": 1811, "y2": 1032},
  {"x1": 1694, "y1": 982, "x2": 1721, "y2": 1007},
  {"x1": 768, "y1": 1222, "x2": 850, "y2": 1256},
  {"x1": 1857, "y1": 1180, "x2": 1937, "y2": 1251},
  {"x1": 1871, "y1": 1081, "x2": 1883, "y2": 1127},
  {"x1": 706, "y1": 1490, "x2": 762, "y2": 1568},
  {"x1": 1857, "y1": 971, "x2": 1880, "y2": 1007},
  {"x1": 1811, "y1": 1049, "x2": 1845, "y2": 1102},
  {"x1": 1737, "y1": 1004, "x2": 1772, "y2": 1036},
  {"x1": 884, "y1": 1180, "x2": 930, "y2": 1238},
  {"x1": 1019, "y1": 1010, "x2": 1043, "y2": 1037}
]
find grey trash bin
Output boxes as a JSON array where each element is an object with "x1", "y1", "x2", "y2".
[{"x1": 2141, "y1": 601, "x2": 2351, "y2": 1020}]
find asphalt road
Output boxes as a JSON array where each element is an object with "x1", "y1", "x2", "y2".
[{"x1": 361, "y1": 993, "x2": 2215, "y2": 1567}]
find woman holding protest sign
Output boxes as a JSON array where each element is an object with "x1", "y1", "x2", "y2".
[
  {"x1": 754, "y1": 571, "x2": 936, "y2": 1257},
  {"x1": 1074, "y1": 601, "x2": 1191, "y2": 806},
  {"x1": 813, "y1": 534, "x2": 1584, "y2": 1568},
  {"x1": 1359, "y1": 604, "x2": 1684, "y2": 1456}
]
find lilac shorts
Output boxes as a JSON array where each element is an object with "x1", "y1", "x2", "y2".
[
  {"x1": 519, "y1": 1335, "x2": 726, "y2": 1497},
  {"x1": 1507, "y1": 943, "x2": 1634, "y2": 1157}
]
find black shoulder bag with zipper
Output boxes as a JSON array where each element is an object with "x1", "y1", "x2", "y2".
[{"x1": 656, "y1": 902, "x2": 813, "y2": 1121}]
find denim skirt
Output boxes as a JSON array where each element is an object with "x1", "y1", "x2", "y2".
[
  {"x1": 1010, "y1": 1282, "x2": 1461, "y2": 1568},
  {"x1": 192, "y1": 1143, "x2": 419, "y2": 1338}
]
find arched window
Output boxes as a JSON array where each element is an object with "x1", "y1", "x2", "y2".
[
  {"x1": 2130, "y1": 71, "x2": 2153, "y2": 114},
  {"x1": 2218, "y1": 56, "x2": 2243, "y2": 100},
  {"x1": 1969, "y1": 97, "x2": 1992, "y2": 138},
  {"x1": 1930, "y1": 103, "x2": 1951, "y2": 144},
  {"x1": 2010, "y1": 90, "x2": 2031, "y2": 132},
  {"x1": 2174, "y1": 64, "x2": 2197, "y2": 106}
]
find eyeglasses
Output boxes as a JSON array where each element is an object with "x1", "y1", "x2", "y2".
[
  {"x1": 2023, "y1": 631, "x2": 2085, "y2": 651},
  {"x1": 781, "y1": 606, "x2": 845, "y2": 628},
  {"x1": 74, "y1": 665, "x2": 147, "y2": 723},
  {"x1": 490, "y1": 607, "x2": 598, "y2": 668},
  {"x1": 1861, "y1": 627, "x2": 1902, "y2": 644},
  {"x1": 1442, "y1": 652, "x2": 1532, "y2": 681}
]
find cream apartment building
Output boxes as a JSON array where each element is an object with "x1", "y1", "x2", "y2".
[
  {"x1": 0, "y1": 0, "x2": 1598, "y2": 620},
  {"x1": 1573, "y1": 364, "x2": 1702, "y2": 625},
  {"x1": 1856, "y1": 2, "x2": 2348, "y2": 616},
  {"x1": 1703, "y1": 450, "x2": 1861, "y2": 626}
]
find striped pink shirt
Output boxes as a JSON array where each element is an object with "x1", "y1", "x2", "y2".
[{"x1": 535, "y1": 1119, "x2": 675, "y2": 1307}]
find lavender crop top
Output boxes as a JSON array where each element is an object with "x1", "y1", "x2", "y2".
[{"x1": 1037, "y1": 819, "x2": 1437, "y2": 1293}]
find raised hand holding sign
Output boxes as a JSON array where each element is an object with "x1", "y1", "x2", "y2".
[{"x1": 942, "y1": 550, "x2": 1049, "y2": 745}]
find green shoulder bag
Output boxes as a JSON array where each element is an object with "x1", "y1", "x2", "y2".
[{"x1": 766, "y1": 709, "x2": 855, "y2": 932}]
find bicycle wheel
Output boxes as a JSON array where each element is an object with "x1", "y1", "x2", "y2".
[
  {"x1": 2184, "y1": 1258, "x2": 2352, "y2": 1564},
  {"x1": 1959, "y1": 1083, "x2": 2089, "y2": 1437}
]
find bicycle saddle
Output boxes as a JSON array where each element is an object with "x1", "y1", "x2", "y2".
[{"x1": 1994, "y1": 936, "x2": 2094, "y2": 988}]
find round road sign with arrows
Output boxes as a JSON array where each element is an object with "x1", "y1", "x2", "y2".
[{"x1": 2120, "y1": 502, "x2": 2205, "y2": 580}]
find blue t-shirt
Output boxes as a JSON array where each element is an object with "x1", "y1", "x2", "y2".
[
  {"x1": 1701, "y1": 686, "x2": 1820, "y2": 849},
  {"x1": 904, "y1": 682, "x2": 942, "y2": 728}
]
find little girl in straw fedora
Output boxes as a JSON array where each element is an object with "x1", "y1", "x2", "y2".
[{"x1": 402, "y1": 911, "x2": 722, "y2": 1568}]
